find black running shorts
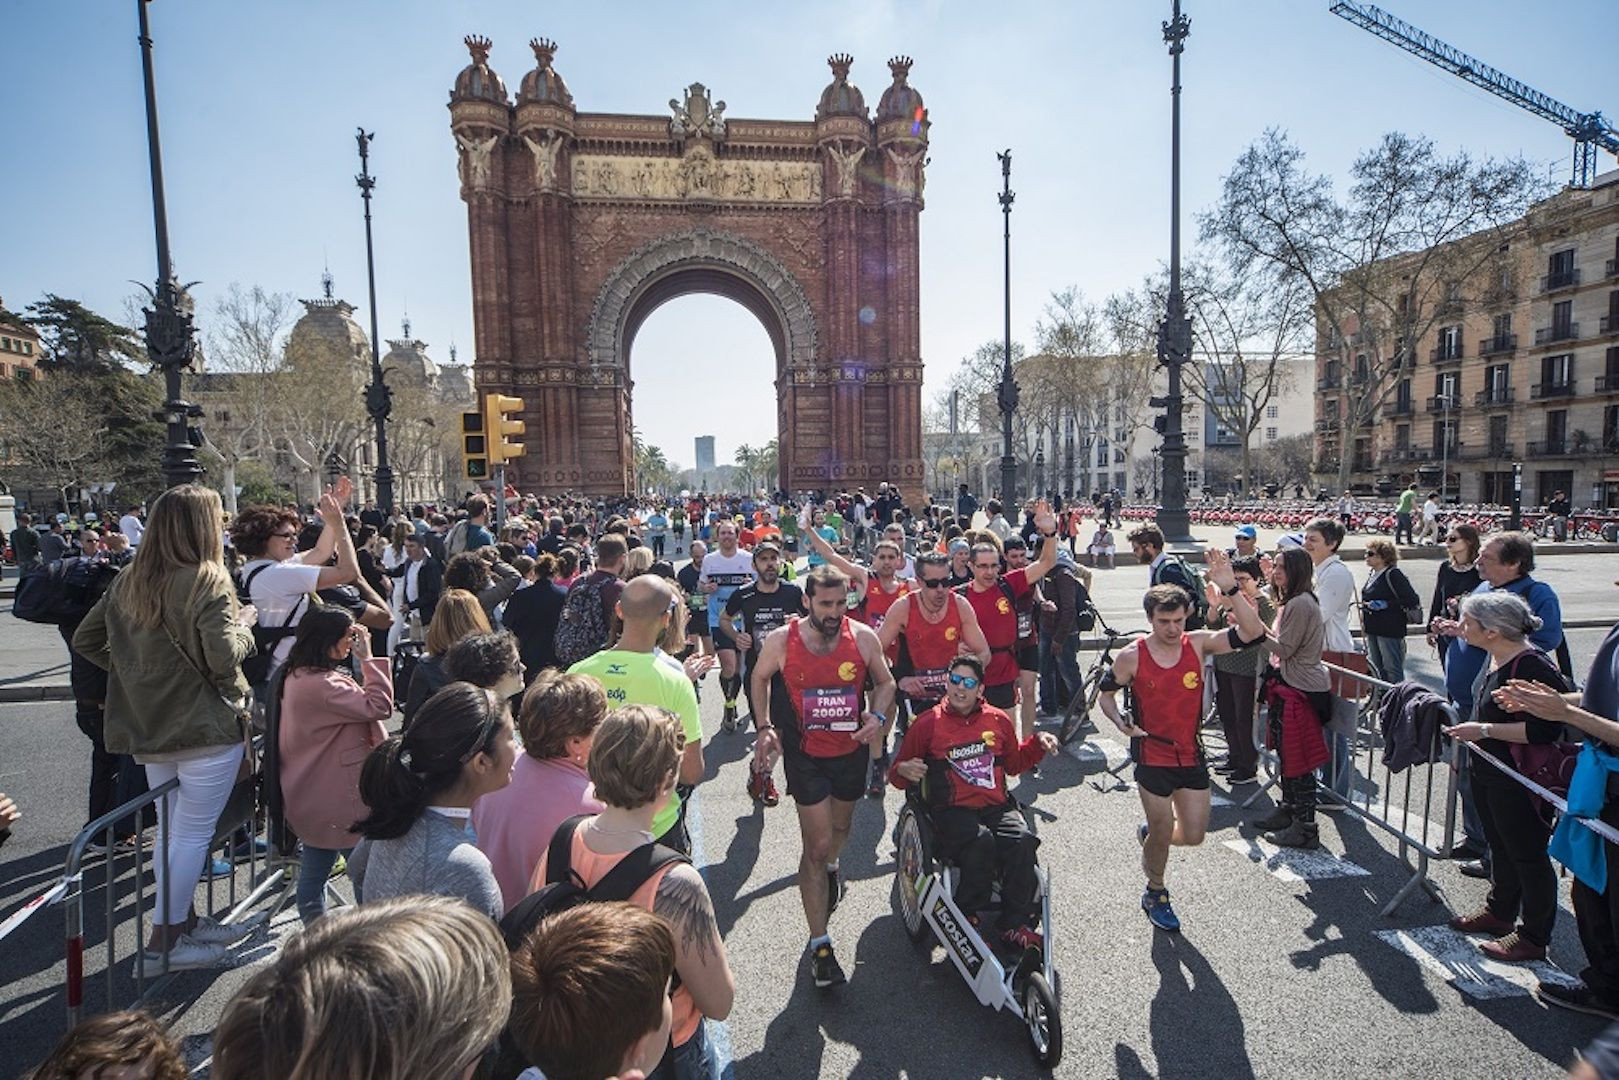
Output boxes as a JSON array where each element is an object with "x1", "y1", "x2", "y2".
[
  {"x1": 782, "y1": 747, "x2": 867, "y2": 805},
  {"x1": 1134, "y1": 763, "x2": 1211, "y2": 798}
]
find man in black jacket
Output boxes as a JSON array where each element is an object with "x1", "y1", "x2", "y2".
[{"x1": 388, "y1": 533, "x2": 444, "y2": 628}]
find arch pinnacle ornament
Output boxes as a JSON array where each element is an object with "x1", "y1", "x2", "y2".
[{"x1": 586, "y1": 228, "x2": 818, "y2": 373}]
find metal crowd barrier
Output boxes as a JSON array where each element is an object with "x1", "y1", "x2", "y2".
[
  {"x1": 1241, "y1": 661, "x2": 1461, "y2": 916},
  {"x1": 1461, "y1": 740, "x2": 1619, "y2": 847},
  {"x1": 54, "y1": 740, "x2": 293, "y2": 1027}
]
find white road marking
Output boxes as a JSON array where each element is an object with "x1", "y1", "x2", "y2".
[
  {"x1": 1222, "y1": 836, "x2": 1372, "y2": 882},
  {"x1": 1375, "y1": 924, "x2": 1580, "y2": 1000}
]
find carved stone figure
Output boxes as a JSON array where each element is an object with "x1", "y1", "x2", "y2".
[
  {"x1": 734, "y1": 164, "x2": 757, "y2": 197},
  {"x1": 631, "y1": 159, "x2": 656, "y2": 197},
  {"x1": 885, "y1": 146, "x2": 925, "y2": 198},
  {"x1": 828, "y1": 142, "x2": 864, "y2": 197},
  {"x1": 522, "y1": 133, "x2": 563, "y2": 190},
  {"x1": 456, "y1": 132, "x2": 500, "y2": 188},
  {"x1": 669, "y1": 82, "x2": 727, "y2": 143},
  {"x1": 595, "y1": 160, "x2": 618, "y2": 196}
]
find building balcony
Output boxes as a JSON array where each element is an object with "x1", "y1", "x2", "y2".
[
  {"x1": 1380, "y1": 446, "x2": 1433, "y2": 465},
  {"x1": 1535, "y1": 324, "x2": 1580, "y2": 346},
  {"x1": 1602, "y1": 315, "x2": 1619, "y2": 335},
  {"x1": 1314, "y1": 418, "x2": 1341, "y2": 433},
  {"x1": 1479, "y1": 334, "x2": 1517, "y2": 357},
  {"x1": 1455, "y1": 442, "x2": 1514, "y2": 461},
  {"x1": 1526, "y1": 439, "x2": 1570, "y2": 456},
  {"x1": 1540, "y1": 269, "x2": 1582, "y2": 293},
  {"x1": 1426, "y1": 395, "x2": 1459, "y2": 413},
  {"x1": 1475, "y1": 386, "x2": 1515, "y2": 406},
  {"x1": 1430, "y1": 345, "x2": 1464, "y2": 365},
  {"x1": 1597, "y1": 374, "x2": 1619, "y2": 394},
  {"x1": 1531, "y1": 381, "x2": 1577, "y2": 400},
  {"x1": 1317, "y1": 375, "x2": 1341, "y2": 391},
  {"x1": 1387, "y1": 398, "x2": 1415, "y2": 416}
]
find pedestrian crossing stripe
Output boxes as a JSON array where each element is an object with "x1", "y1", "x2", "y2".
[
  {"x1": 1222, "y1": 837, "x2": 1373, "y2": 882},
  {"x1": 1374, "y1": 925, "x2": 1580, "y2": 1001}
]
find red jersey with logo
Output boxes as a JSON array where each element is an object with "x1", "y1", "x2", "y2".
[
  {"x1": 857, "y1": 577, "x2": 910, "y2": 662},
  {"x1": 960, "y1": 568, "x2": 1031, "y2": 686},
  {"x1": 888, "y1": 701, "x2": 1045, "y2": 808},
  {"x1": 903, "y1": 595, "x2": 967, "y2": 699},
  {"x1": 783, "y1": 617, "x2": 868, "y2": 758},
  {"x1": 1130, "y1": 636, "x2": 1205, "y2": 767}
]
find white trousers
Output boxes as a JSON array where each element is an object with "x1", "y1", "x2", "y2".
[{"x1": 144, "y1": 742, "x2": 243, "y2": 926}]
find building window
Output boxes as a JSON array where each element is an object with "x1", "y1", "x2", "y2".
[
  {"x1": 20, "y1": 341, "x2": 29, "y2": 355},
  {"x1": 1, "y1": 337, "x2": 10, "y2": 351},
  {"x1": 1605, "y1": 405, "x2": 1619, "y2": 451},
  {"x1": 1394, "y1": 423, "x2": 1410, "y2": 450},
  {"x1": 1265, "y1": 427, "x2": 1277, "y2": 441},
  {"x1": 1266, "y1": 404, "x2": 1278, "y2": 419}
]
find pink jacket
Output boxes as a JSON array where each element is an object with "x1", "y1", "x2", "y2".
[
  {"x1": 473, "y1": 754, "x2": 604, "y2": 913},
  {"x1": 278, "y1": 659, "x2": 393, "y2": 849}
]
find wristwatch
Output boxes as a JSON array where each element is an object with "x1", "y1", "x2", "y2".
[
  {"x1": 1480, "y1": 722, "x2": 1492, "y2": 739},
  {"x1": 1223, "y1": 584, "x2": 1240, "y2": 596}
]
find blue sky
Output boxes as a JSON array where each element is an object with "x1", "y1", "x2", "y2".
[{"x1": 5, "y1": 1, "x2": 1613, "y2": 472}]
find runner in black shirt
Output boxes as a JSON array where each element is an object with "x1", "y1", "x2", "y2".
[{"x1": 725, "y1": 542, "x2": 805, "y2": 807}]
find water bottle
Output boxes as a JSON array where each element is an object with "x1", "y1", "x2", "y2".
[{"x1": 407, "y1": 610, "x2": 423, "y2": 642}]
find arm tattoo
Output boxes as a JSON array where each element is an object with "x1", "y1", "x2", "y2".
[{"x1": 654, "y1": 869, "x2": 721, "y2": 964}]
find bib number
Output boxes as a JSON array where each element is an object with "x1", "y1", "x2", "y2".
[
  {"x1": 915, "y1": 669, "x2": 948, "y2": 696},
  {"x1": 1016, "y1": 609, "x2": 1033, "y2": 639},
  {"x1": 801, "y1": 687, "x2": 860, "y2": 732}
]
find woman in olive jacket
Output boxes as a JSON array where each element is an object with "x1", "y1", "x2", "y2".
[{"x1": 74, "y1": 484, "x2": 261, "y2": 970}]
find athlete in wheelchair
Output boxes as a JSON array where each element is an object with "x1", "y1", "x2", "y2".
[{"x1": 889, "y1": 655, "x2": 1063, "y2": 1066}]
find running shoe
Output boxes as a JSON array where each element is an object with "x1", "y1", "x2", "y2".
[
  {"x1": 810, "y1": 942, "x2": 847, "y2": 989},
  {"x1": 1001, "y1": 924, "x2": 1044, "y2": 952},
  {"x1": 746, "y1": 764, "x2": 781, "y2": 807},
  {"x1": 1141, "y1": 887, "x2": 1181, "y2": 933},
  {"x1": 866, "y1": 756, "x2": 889, "y2": 799},
  {"x1": 722, "y1": 701, "x2": 739, "y2": 732},
  {"x1": 826, "y1": 865, "x2": 843, "y2": 914},
  {"x1": 140, "y1": 935, "x2": 229, "y2": 971},
  {"x1": 189, "y1": 911, "x2": 268, "y2": 946},
  {"x1": 1028, "y1": 764, "x2": 1042, "y2": 779},
  {"x1": 1537, "y1": 981, "x2": 1619, "y2": 1021},
  {"x1": 759, "y1": 773, "x2": 781, "y2": 807}
]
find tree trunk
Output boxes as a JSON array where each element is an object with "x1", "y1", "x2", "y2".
[
  {"x1": 222, "y1": 460, "x2": 238, "y2": 515},
  {"x1": 1241, "y1": 441, "x2": 1253, "y2": 498}
]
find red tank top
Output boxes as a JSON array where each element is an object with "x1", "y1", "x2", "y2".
[
  {"x1": 904, "y1": 595, "x2": 966, "y2": 698},
  {"x1": 784, "y1": 617, "x2": 868, "y2": 758},
  {"x1": 858, "y1": 578, "x2": 910, "y2": 661},
  {"x1": 961, "y1": 569, "x2": 1027, "y2": 685},
  {"x1": 1130, "y1": 636, "x2": 1204, "y2": 768}
]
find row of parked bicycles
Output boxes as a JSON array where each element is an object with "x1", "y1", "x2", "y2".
[{"x1": 1108, "y1": 501, "x2": 1619, "y2": 541}]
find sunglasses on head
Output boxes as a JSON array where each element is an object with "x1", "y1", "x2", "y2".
[
  {"x1": 919, "y1": 577, "x2": 951, "y2": 589},
  {"x1": 947, "y1": 673, "x2": 980, "y2": 689}
]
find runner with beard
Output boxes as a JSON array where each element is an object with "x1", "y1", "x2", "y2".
[
  {"x1": 959, "y1": 501, "x2": 1060, "y2": 721},
  {"x1": 724, "y1": 542, "x2": 804, "y2": 808},
  {"x1": 803, "y1": 530, "x2": 915, "y2": 795},
  {"x1": 878, "y1": 551, "x2": 992, "y2": 721},
  {"x1": 750, "y1": 565, "x2": 896, "y2": 988},
  {"x1": 698, "y1": 520, "x2": 755, "y2": 732}
]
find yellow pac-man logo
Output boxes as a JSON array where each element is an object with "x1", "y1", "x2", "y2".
[
  {"x1": 996, "y1": 598, "x2": 1011, "y2": 615},
  {"x1": 837, "y1": 661, "x2": 857, "y2": 682},
  {"x1": 1182, "y1": 671, "x2": 1200, "y2": 690},
  {"x1": 944, "y1": 626, "x2": 959, "y2": 641},
  {"x1": 982, "y1": 730, "x2": 997, "y2": 747}
]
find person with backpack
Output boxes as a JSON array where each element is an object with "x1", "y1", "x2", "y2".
[
  {"x1": 444, "y1": 495, "x2": 496, "y2": 558},
  {"x1": 554, "y1": 535, "x2": 627, "y2": 669},
  {"x1": 71, "y1": 485, "x2": 260, "y2": 970},
  {"x1": 1128, "y1": 523, "x2": 1207, "y2": 631},
  {"x1": 348, "y1": 682, "x2": 515, "y2": 919},
  {"x1": 1442, "y1": 590, "x2": 1570, "y2": 963},
  {"x1": 524, "y1": 704, "x2": 734, "y2": 1080},
  {"x1": 568, "y1": 576, "x2": 703, "y2": 853},
  {"x1": 227, "y1": 480, "x2": 362, "y2": 694},
  {"x1": 275, "y1": 607, "x2": 393, "y2": 924}
]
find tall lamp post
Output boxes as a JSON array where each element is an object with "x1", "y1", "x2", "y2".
[
  {"x1": 996, "y1": 150, "x2": 1019, "y2": 504},
  {"x1": 1152, "y1": 0, "x2": 1195, "y2": 542},
  {"x1": 355, "y1": 129, "x2": 394, "y2": 513},
  {"x1": 135, "y1": 0, "x2": 203, "y2": 491}
]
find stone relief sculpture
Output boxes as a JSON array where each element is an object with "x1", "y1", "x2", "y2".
[
  {"x1": 522, "y1": 133, "x2": 563, "y2": 190},
  {"x1": 885, "y1": 146, "x2": 925, "y2": 198},
  {"x1": 827, "y1": 143, "x2": 864, "y2": 197},
  {"x1": 456, "y1": 132, "x2": 500, "y2": 188}
]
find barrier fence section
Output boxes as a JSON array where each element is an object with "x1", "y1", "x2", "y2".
[
  {"x1": 1241, "y1": 661, "x2": 1461, "y2": 916},
  {"x1": 55, "y1": 743, "x2": 292, "y2": 1028},
  {"x1": 1462, "y1": 741, "x2": 1619, "y2": 848}
]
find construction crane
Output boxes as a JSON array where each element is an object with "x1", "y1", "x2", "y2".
[{"x1": 1329, "y1": 1, "x2": 1619, "y2": 187}]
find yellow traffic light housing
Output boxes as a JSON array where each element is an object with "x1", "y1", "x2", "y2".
[
  {"x1": 484, "y1": 393, "x2": 526, "y2": 465},
  {"x1": 461, "y1": 410, "x2": 488, "y2": 480}
]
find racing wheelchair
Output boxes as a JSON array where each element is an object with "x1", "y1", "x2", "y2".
[{"x1": 892, "y1": 780, "x2": 1062, "y2": 1068}]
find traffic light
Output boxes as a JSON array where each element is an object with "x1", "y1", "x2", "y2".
[
  {"x1": 461, "y1": 410, "x2": 488, "y2": 480},
  {"x1": 484, "y1": 393, "x2": 526, "y2": 465}
]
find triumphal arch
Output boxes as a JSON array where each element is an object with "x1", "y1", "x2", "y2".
[{"x1": 448, "y1": 37, "x2": 928, "y2": 498}]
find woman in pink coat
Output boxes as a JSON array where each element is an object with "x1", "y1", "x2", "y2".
[
  {"x1": 472, "y1": 669, "x2": 606, "y2": 911},
  {"x1": 277, "y1": 606, "x2": 393, "y2": 922}
]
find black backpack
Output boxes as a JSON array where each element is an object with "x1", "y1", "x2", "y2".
[
  {"x1": 554, "y1": 575, "x2": 613, "y2": 669},
  {"x1": 235, "y1": 563, "x2": 306, "y2": 687},
  {"x1": 12, "y1": 556, "x2": 118, "y2": 625},
  {"x1": 490, "y1": 816, "x2": 688, "y2": 1080}
]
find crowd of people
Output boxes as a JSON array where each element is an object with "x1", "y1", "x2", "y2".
[{"x1": 15, "y1": 477, "x2": 1619, "y2": 1078}]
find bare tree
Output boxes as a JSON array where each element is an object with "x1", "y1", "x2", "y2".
[
  {"x1": 1201, "y1": 129, "x2": 1547, "y2": 491},
  {"x1": 201, "y1": 283, "x2": 295, "y2": 511},
  {"x1": 0, "y1": 374, "x2": 111, "y2": 508}
]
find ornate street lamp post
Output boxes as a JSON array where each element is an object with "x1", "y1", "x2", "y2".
[
  {"x1": 1153, "y1": 0, "x2": 1195, "y2": 542},
  {"x1": 135, "y1": 0, "x2": 203, "y2": 490},
  {"x1": 355, "y1": 129, "x2": 394, "y2": 513},
  {"x1": 1034, "y1": 441, "x2": 1046, "y2": 501},
  {"x1": 996, "y1": 150, "x2": 1019, "y2": 504}
]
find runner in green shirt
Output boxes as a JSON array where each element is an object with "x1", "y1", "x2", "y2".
[
  {"x1": 569, "y1": 576, "x2": 710, "y2": 850},
  {"x1": 1395, "y1": 483, "x2": 1417, "y2": 545}
]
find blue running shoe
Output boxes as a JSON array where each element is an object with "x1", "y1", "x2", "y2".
[
  {"x1": 1137, "y1": 821, "x2": 1149, "y2": 847},
  {"x1": 1142, "y1": 887, "x2": 1181, "y2": 933},
  {"x1": 206, "y1": 856, "x2": 232, "y2": 877}
]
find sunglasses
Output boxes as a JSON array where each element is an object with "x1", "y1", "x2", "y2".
[
  {"x1": 947, "y1": 673, "x2": 980, "y2": 689},
  {"x1": 270, "y1": 531, "x2": 298, "y2": 540},
  {"x1": 919, "y1": 577, "x2": 951, "y2": 589}
]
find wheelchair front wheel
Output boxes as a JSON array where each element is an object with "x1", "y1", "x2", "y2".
[{"x1": 1023, "y1": 971, "x2": 1062, "y2": 1068}]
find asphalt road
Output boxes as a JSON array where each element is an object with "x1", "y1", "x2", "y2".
[{"x1": 5, "y1": 554, "x2": 1619, "y2": 1076}]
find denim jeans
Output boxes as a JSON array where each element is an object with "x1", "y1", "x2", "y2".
[
  {"x1": 648, "y1": 1019, "x2": 717, "y2": 1080},
  {"x1": 298, "y1": 844, "x2": 352, "y2": 923},
  {"x1": 1364, "y1": 634, "x2": 1408, "y2": 684}
]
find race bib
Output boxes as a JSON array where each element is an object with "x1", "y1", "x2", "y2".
[
  {"x1": 947, "y1": 740, "x2": 998, "y2": 790},
  {"x1": 1016, "y1": 609, "x2": 1033, "y2": 639},
  {"x1": 914, "y1": 668, "x2": 949, "y2": 696},
  {"x1": 709, "y1": 573, "x2": 753, "y2": 588},
  {"x1": 801, "y1": 687, "x2": 860, "y2": 732}
]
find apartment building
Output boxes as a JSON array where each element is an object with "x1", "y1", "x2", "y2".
[{"x1": 1316, "y1": 170, "x2": 1619, "y2": 508}]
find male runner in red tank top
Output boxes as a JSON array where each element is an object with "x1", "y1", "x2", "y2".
[
  {"x1": 1097, "y1": 549, "x2": 1269, "y2": 933},
  {"x1": 878, "y1": 551, "x2": 991, "y2": 713},
  {"x1": 750, "y1": 565, "x2": 896, "y2": 989}
]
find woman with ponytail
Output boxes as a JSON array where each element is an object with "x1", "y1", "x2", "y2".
[{"x1": 347, "y1": 682, "x2": 515, "y2": 918}]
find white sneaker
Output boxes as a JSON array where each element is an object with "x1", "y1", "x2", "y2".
[
  {"x1": 141, "y1": 934, "x2": 228, "y2": 971},
  {"x1": 189, "y1": 911, "x2": 268, "y2": 945}
]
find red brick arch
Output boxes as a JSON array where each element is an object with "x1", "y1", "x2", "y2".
[{"x1": 449, "y1": 40, "x2": 928, "y2": 499}]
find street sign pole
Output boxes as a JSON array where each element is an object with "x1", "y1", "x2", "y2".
[
  {"x1": 1509, "y1": 460, "x2": 1523, "y2": 531},
  {"x1": 495, "y1": 462, "x2": 507, "y2": 531}
]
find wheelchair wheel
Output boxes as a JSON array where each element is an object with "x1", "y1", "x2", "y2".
[
  {"x1": 894, "y1": 806, "x2": 932, "y2": 943},
  {"x1": 1022, "y1": 971, "x2": 1062, "y2": 1068}
]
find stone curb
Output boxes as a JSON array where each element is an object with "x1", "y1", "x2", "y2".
[{"x1": 0, "y1": 685, "x2": 75, "y2": 703}]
